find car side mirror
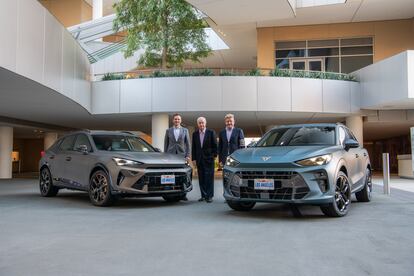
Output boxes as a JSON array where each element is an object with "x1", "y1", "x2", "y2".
[
  {"x1": 344, "y1": 139, "x2": 359, "y2": 151},
  {"x1": 76, "y1": 144, "x2": 89, "y2": 154},
  {"x1": 154, "y1": 147, "x2": 161, "y2": 152}
]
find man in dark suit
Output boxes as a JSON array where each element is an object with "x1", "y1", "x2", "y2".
[
  {"x1": 191, "y1": 117, "x2": 217, "y2": 203},
  {"x1": 218, "y1": 114, "x2": 245, "y2": 168},
  {"x1": 164, "y1": 113, "x2": 191, "y2": 201}
]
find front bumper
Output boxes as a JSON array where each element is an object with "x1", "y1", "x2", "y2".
[
  {"x1": 110, "y1": 166, "x2": 193, "y2": 196},
  {"x1": 223, "y1": 164, "x2": 335, "y2": 205}
]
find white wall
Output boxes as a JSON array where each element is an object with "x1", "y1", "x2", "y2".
[
  {"x1": 92, "y1": 76, "x2": 358, "y2": 115},
  {"x1": 355, "y1": 50, "x2": 413, "y2": 109},
  {"x1": 0, "y1": 0, "x2": 91, "y2": 112}
]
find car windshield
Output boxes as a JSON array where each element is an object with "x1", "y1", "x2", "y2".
[
  {"x1": 256, "y1": 126, "x2": 336, "y2": 147},
  {"x1": 92, "y1": 135, "x2": 155, "y2": 152}
]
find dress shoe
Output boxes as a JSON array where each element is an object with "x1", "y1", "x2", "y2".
[
  {"x1": 206, "y1": 198, "x2": 213, "y2": 203},
  {"x1": 198, "y1": 197, "x2": 205, "y2": 202}
]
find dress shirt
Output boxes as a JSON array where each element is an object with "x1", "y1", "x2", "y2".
[{"x1": 174, "y1": 126, "x2": 180, "y2": 141}]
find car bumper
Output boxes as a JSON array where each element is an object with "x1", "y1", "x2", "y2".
[
  {"x1": 223, "y1": 164, "x2": 336, "y2": 205},
  {"x1": 109, "y1": 166, "x2": 193, "y2": 195}
]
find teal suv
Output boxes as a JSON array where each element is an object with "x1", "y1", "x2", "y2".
[{"x1": 223, "y1": 124, "x2": 372, "y2": 217}]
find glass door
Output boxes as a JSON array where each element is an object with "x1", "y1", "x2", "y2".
[
  {"x1": 290, "y1": 59, "x2": 306, "y2": 70},
  {"x1": 289, "y1": 58, "x2": 325, "y2": 71},
  {"x1": 308, "y1": 59, "x2": 324, "y2": 71}
]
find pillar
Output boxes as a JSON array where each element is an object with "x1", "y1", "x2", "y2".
[
  {"x1": 152, "y1": 114, "x2": 169, "y2": 151},
  {"x1": 44, "y1": 132, "x2": 58, "y2": 151},
  {"x1": 187, "y1": 125, "x2": 195, "y2": 140},
  {"x1": 0, "y1": 126, "x2": 13, "y2": 179},
  {"x1": 92, "y1": 0, "x2": 103, "y2": 20},
  {"x1": 346, "y1": 115, "x2": 363, "y2": 144}
]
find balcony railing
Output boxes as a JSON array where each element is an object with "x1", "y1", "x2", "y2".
[{"x1": 95, "y1": 68, "x2": 357, "y2": 82}]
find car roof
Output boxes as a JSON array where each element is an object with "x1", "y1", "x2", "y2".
[
  {"x1": 65, "y1": 130, "x2": 137, "y2": 136},
  {"x1": 271, "y1": 123, "x2": 344, "y2": 129}
]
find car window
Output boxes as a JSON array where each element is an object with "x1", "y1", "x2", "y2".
[
  {"x1": 59, "y1": 135, "x2": 76, "y2": 151},
  {"x1": 257, "y1": 126, "x2": 336, "y2": 147},
  {"x1": 74, "y1": 134, "x2": 92, "y2": 152},
  {"x1": 92, "y1": 135, "x2": 155, "y2": 152},
  {"x1": 345, "y1": 128, "x2": 359, "y2": 144}
]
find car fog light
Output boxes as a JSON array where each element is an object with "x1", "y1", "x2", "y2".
[{"x1": 313, "y1": 171, "x2": 329, "y2": 192}]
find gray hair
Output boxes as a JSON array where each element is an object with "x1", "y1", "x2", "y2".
[
  {"x1": 224, "y1": 113, "x2": 234, "y2": 120},
  {"x1": 197, "y1": 117, "x2": 206, "y2": 124}
]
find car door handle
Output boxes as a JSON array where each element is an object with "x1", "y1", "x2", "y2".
[
  {"x1": 355, "y1": 154, "x2": 359, "y2": 158},
  {"x1": 49, "y1": 155, "x2": 55, "y2": 160},
  {"x1": 65, "y1": 157, "x2": 72, "y2": 161}
]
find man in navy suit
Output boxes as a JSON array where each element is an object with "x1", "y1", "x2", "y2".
[
  {"x1": 192, "y1": 117, "x2": 217, "y2": 203},
  {"x1": 218, "y1": 114, "x2": 245, "y2": 168}
]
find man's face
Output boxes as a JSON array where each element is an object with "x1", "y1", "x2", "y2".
[
  {"x1": 173, "y1": 115, "x2": 181, "y2": 127},
  {"x1": 198, "y1": 119, "x2": 206, "y2": 131},
  {"x1": 225, "y1": 117, "x2": 234, "y2": 129}
]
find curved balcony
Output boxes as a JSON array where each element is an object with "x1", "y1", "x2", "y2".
[{"x1": 91, "y1": 69, "x2": 360, "y2": 115}]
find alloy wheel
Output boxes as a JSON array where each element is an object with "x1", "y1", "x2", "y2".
[
  {"x1": 90, "y1": 172, "x2": 109, "y2": 204},
  {"x1": 40, "y1": 169, "x2": 51, "y2": 195},
  {"x1": 335, "y1": 174, "x2": 351, "y2": 213}
]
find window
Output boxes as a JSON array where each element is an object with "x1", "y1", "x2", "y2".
[
  {"x1": 275, "y1": 37, "x2": 373, "y2": 73},
  {"x1": 92, "y1": 135, "x2": 155, "y2": 152},
  {"x1": 74, "y1": 134, "x2": 92, "y2": 152},
  {"x1": 59, "y1": 135, "x2": 76, "y2": 151}
]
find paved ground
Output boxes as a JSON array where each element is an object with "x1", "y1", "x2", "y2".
[{"x1": 0, "y1": 177, "x2": 413, "y2": 276}]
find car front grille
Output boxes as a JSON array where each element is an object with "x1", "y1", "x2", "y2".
[
  {"x1": 132, "y1": 172, "x2": 188, "y2": 192},
  {"x1": 231, "y1": 171, "x2": 310, "y2": 200}
]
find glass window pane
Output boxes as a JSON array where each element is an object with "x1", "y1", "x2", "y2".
[
  {"x1": 308, "y1": 39, "x2": 339, "y2": 47},
  {"x1": 325, "y1": 57, "x2": 339, "y2": 72},
  {"x1": 341, "y1": 37, "x2": 373, "y2": 46},
  {"x1": 308, "y1": 48, "x2": 339, "y2": 57},
  {"x1": 74, "y1": 134, "x2": 92, "y2": 151},
  {"x1": 276, "y1": 49, "x2": 306, "y2": 58},
  {"x1": 59, "y1": 135, "x2": 76, "y2": 151},
  {"x1": 341, "y1": 56, "x2": 373, "y2": 73},
  {"x1": 341, "y1": 46, "x2": 373, "y2": 55},
  {"x1": 276, "y1": 59, "x2": 289, "y2": 69},
  {"x1": 275, "y1": 41, "x2": 306, "y2": 49},
  {"x1": 309, "y1": 60, "x2": 322, "y2": 71},
  {"x1": 292, "y1": 61, "x2": 305, "y2": 70}
]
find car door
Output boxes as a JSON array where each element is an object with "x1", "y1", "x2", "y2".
[
  {"x1": 338, "y1": 127, "x2": 359, "y2": 188},
  {"x1": 346, "y1": 128, "x2": 366, "y2": 187},
  {"x1": 65, "y1": 134, "x2": 95, "y2": 190},
  {"x1": 51, "y1": 135, "x2": 76, "y2": 185}
]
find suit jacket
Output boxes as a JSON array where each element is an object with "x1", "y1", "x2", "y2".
[
  {"x1": 191, "y1": 128, "x2": 217, "y2": 167},
  {"x1": 218, "y1": 127, "x2": 245, "y2": 164},
  {"x1": 164, "y1": 127, "x2": 191, "y2": 158}
]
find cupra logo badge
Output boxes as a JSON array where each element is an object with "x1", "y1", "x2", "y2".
[{"x1": 262, "y1": 156, "x2": 271, "y2": 161}]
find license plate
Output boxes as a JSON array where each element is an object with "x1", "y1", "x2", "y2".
[
  {"x1": 161, "y1": 175, "x2": 175, "y2": 184},
  {"x1": 254, "y1": 179, "x2": 274, "y2": 190}
]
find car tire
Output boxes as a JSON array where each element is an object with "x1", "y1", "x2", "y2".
[
  {"x1": 320, "y1": 171, "x2": 351, "y2": 217},
  {"x1": 39, "y1": 167, "x2": 59, "y2": 197},
  {"x1": 226, "y1": 200, "x2": 256, "y2": 211},
  {"x1": 89, "y1": 170, "x2": 115, "y2": 207},
  {"x1": 355, "y1": 168, "x2": 372, "y2": 202},
  {"x1": 162, "y1": 193, "x2": 185, "y2": 202}
]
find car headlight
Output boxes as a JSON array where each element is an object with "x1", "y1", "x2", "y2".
[
  {"x1": 225, "y1": 156, "x2": 240, "y2": 167},
  {"x1": 295, "y1": 154, "x2": 332, "y2": 166},
  {"x1": 112, "y1": 157, "x2": 143, "y2": 167}
]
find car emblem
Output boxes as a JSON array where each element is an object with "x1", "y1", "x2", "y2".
[{"x1": 262, "y1": 156, "x2": 271, "y2": 162}]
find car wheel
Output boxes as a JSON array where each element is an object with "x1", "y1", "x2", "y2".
[
  {"x1": 226, "y1": 200, "x2": 256, "y2": 211},
  {"x1": 355, "y1": 168, "x2": 372, "y2": 202},
  {"x1": 39, "y1": 167, "x2": 59, "y2": 197},
  {"x1": 162, "y1": 193, "x2": 185, "y2": 202},
  {"x1": 89, "y1": 170, "x2": 115, "y2": 206},
  {"x1": 320, "y1": 171, "x2": 351, "y2": 217}
]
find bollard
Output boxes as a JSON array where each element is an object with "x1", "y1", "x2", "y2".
[{"x1": 382, "y1": 153, "x2": 390, "y2": 195}]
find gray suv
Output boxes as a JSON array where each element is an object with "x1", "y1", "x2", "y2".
[
  {"x1": 39, "y1": 131, "x2": 192, "y2": 206},
  {"x1": 223, "y1": 123, "x2": 372, "y2": 217}
]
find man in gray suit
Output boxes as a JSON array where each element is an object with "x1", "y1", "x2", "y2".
[{"x1": 164, "y1": 113, "x2": 191, "y2": 201}]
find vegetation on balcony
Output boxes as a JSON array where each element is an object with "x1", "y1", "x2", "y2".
[{"x1": 100, "y1": 68, "x2": 357, "y2": 82}]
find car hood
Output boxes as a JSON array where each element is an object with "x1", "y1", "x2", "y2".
[
  {"x1": 231, "y1": 145, "x2": 340, "y2": 164},
  {"x1": 110, "y1": 152, "x2": 186, "y2": 165}
]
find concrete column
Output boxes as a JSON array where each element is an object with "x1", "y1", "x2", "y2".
[
  {"x1": 187, "y1": 125, "x2": 195, "y2": 140},
  {"x1": 346, "y1": 115, "x2": 363, "y2": 144},
  {"x1": 44, "y1": 132, "x2": 58, "y2": 151},
  {"x1": 92, "y1": 0, "x2": 103, "y2": 20},
  {"x1": 0, "y1": 126, "x2": 13, "y2": 179},
  {"x1": 152, "y1": 114, "x2": 169, "y2": 151}
]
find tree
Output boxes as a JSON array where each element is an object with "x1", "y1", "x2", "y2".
[{"x1": 113, "y1": 0, "x2": 212, "y2": 69}]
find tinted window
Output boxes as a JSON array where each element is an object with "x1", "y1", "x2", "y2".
[
  {"x1": 257, "y1": 126, "x2": 336, "y2": 147},
  {"x1": 92, "y1": 135, "x2": 154, "y2": 152},
  {"x1": 74, "y1": 134, "x2": 92, "y2": 152},
  {"x1": 59, "y1": 135, "x2": 76, "y2": 151}
]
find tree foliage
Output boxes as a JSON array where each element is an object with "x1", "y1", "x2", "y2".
[{"x1": 113, "y1": 0, "x2": 212, "y2": 69}]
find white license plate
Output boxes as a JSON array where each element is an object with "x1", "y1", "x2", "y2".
[
  {"x1": 161, "y1": 175, "x2": 175, "y2": 184},
  {"x1": 254, "y1": 179, "x2": 274, "y2": 190}
]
